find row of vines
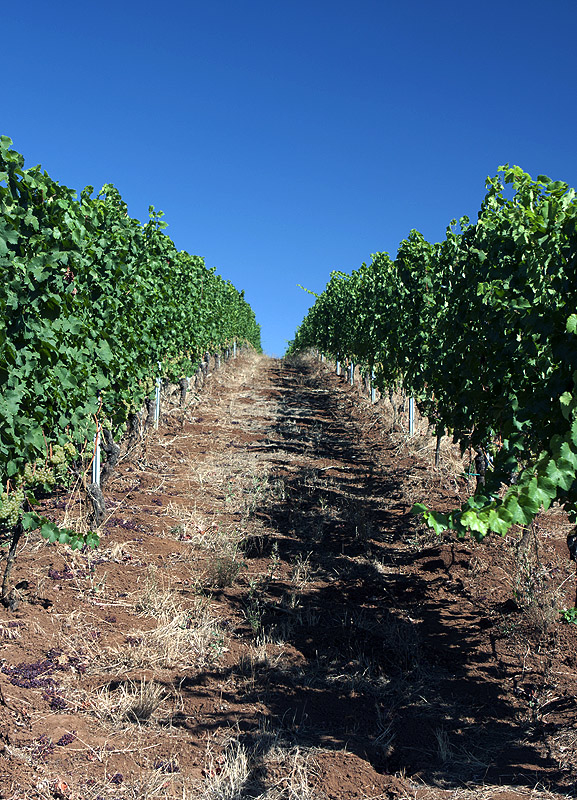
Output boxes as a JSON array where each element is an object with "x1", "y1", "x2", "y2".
[
  {"x1": 0, "y1": 135, "x2": 261, "y2": 594},
  {"x1": 289, "y1": 166, "x2": 577, "y2": 548}
]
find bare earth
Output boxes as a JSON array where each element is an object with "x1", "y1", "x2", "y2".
[{"x1": 1, "y1": 352, "x2": 576, "y2": 800}]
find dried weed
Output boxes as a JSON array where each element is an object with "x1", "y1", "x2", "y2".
[
  {"x1": 110, "y1": 600, "x2": 225, "y2": 670},
  {"x1": 201, "y1": 731, "x2": 322, "y2": 800},
  {"x1": 88, "y1": 678, "x2": 169, "y2": 726}
]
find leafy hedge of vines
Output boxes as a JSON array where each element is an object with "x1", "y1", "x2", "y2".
[
  {"x1": 0, "y1": 135, "x2": 261, "y2": 483},
  {"x1": 290, "y1": 166, "x2": 577, "y2": 540}
]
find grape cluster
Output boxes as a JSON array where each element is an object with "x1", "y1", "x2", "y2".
[
  {"x1": 43, "y1": 691, "x2": 68, "y2": 710},
  {"x1": 19, "y1": 441, "x2": 76, "y2": 491},
  {"x1": 56, "y1": 733, "x2": 76, "y2": 747},
  {"x1": 22, "y1": 460, "x2": 55, "y2": 489},
  {"x1": 2, "y1": 654, "x2": 57, "y2": 688},
  {"x1": 63, "y1": 441, "x2": 76, "y2": 458},
  {"x1": 0, "y1": 487, "x2": 25, "y2": 527},
  {"x1": 49, "y1": 445, "x2": 67, "y2": 466},
  {"x1": 32, "y1": 463, "x2": 56, "y2": 488},
  {"x1": 22, "y1": 463, "x2": 34, "y2": 484}
]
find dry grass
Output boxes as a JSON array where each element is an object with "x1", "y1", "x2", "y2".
[
  {"x1": 134, "y1": 567, "x2": 187, "y2": 617},
  {"x1": 0, "y1": 621, "x2": 23, "y2": 640},
  {"x1": 110, "y1": 599, "x2": 225, "y2": 670},
  {"x1": 155, "y1": 512, "x2": 249, "y2": 589},
  {"x1": 7, "y1": 774, "x2": 571, "y2": 800},
  {"x1": 88, "y1": 679, "x2": 170, "y2": 726},
  {"x1": 5, "y1": 352, "x2": 575, "y2": 800},
  {"x1": 546, "y1": 726, "x2": 577, "y2": 773},
  {"x1": 99, "y1": 539, "x2": 138, "y2": 562},
  {"x1": 203, "y1": 543, "x2": 245, "y2": 589},
  {"x1": 397, "y1": 785, "x2": 575, "y2": 800},
  {"x1": 201, "y1": 740, "x2": 251, "y2": 800},
  {"x1": 164, "y1": 502, "x2": 217, "y2": 545},
  {"x1": 373, "y1": 706, "x2": 396, "y2": 759},
  {"x1": 511, "y1": 521, "x2": 575, "y2": 638},
  {"x1": 201, "y1": 730, "x2": 323, "y2": 800},
  {"x1": 290, "y1": 552, "x2": 314, "y2": 588},
  {"x1": 257, "y1": 745, "x2": 322, "y2": 800},
  {"x1": 10, "y1": 765, "x2": 199, "y2": 800},
  {"x1": 55, "y1": 571, "x2": 226, "y2": 674},
  {"x1": 56, "y1": 610, "x2": 115, "y2": 676},
  {"x1": 235, "y1": 641, "x2": 286, "y2": 692}
]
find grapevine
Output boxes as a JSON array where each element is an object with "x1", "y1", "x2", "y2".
[
  {"x1": 0, "y1": 135, "x2": 262, "y2": 607},
  {"x1": 290, "y1": 166, "x2": 577, "y2": 563}
]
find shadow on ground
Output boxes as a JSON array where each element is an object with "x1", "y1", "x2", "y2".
[{"x1": 182, "y1": 358, "x2": 573, "y2": 795}]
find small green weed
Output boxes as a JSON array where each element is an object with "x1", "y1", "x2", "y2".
[{"x1": 560, "y1": 607, "x2": 577, "y2": 624}]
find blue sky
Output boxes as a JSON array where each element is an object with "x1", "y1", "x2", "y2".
[{"x1": 4, "y1": 0, "x2": 577, "y2": 355}]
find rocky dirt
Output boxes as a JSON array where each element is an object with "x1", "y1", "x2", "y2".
[{"x1": 0, "y1": 352, "x2": 576, "y2": 800}]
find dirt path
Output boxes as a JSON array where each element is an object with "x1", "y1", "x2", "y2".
[{"x1": 0, "y1": 353, "x2": 576, "y2": 799}]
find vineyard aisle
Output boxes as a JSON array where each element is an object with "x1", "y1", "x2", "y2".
[{"x1": 1, "y1": 353, "x2": 576, "y2": 800}]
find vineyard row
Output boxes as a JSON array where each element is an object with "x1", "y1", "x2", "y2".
[
  {"x1": 0, "y1": 136, "x2": 261, "y2": 592},
  {"x1": 290, "y1": 165, "x2": 577, "y2": 547}
]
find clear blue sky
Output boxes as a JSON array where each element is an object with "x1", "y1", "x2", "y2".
[{"x1": 4, "y1": 0, "x2": 577, "y2": 355}]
